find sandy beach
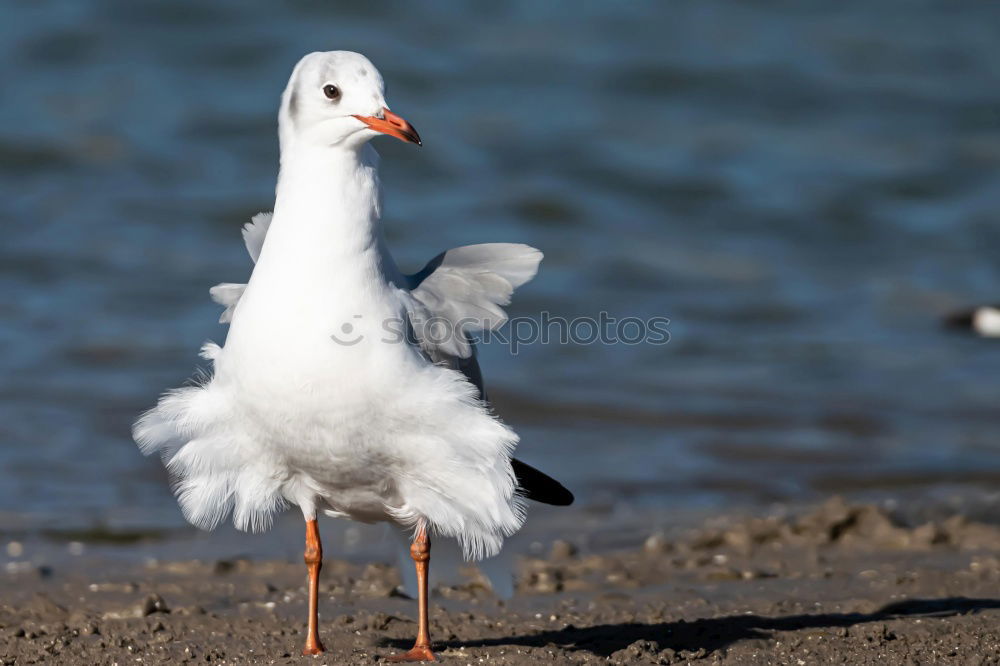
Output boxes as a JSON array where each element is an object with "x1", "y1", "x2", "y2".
[{"x1": 4, "y1": 497, "x2": 1000, "y2": 665}]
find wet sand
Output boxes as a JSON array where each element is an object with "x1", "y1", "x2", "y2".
[{"x1": 4, "y1": 498, "x2": 1000, "y2": 664}]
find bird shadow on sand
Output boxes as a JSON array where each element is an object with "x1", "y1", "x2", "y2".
[{"x1": 385, "y1": 597, "x2": 1000, "y2": 658}]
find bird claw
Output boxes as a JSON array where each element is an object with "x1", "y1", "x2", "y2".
[{"x1": 387, "y1": 645, "x2": 437, "y2": 662}]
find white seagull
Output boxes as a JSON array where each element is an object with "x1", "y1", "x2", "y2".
[{"x1": 134, "y1": 51, "x2": 572, "y2": 661}]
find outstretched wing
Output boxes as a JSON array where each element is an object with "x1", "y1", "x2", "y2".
[
  {"x1": 241, "y1": 211, "x2": 272, "y2": 263},
  {"x1": 208, "y1": 212, "x2": 271, "y2": 323},
  {"x1": 406, "y1": 243, "x2": 543, "y2": 359}
]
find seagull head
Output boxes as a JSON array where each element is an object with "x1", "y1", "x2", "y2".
[{"x1": 278, "y1": 51, "x2": 421, "y2": 152}]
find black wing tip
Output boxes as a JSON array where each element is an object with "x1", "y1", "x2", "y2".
[
  {"x1": 521, "y1": 484, "x2": 575, "y2": 506},
  {"x1": 512, "y1": 458, "x2": 575, "y2": 507},
  {"x1": 944, "y1": 311, "x2": 974, "y2": 329},
  {"x1": 537, "y1": 485, "x2": 575, "y2": 506}
]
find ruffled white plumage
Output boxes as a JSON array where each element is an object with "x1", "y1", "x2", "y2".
[{"x1": 134, "y1": 337, "x2": 527, "y2": 558}]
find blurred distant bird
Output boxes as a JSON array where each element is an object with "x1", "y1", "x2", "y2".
[
  {"x1": 945, "y1": 305, "x2": 1000, "y2": 337},
  {"x1": 134, "y1": 51, "x2": 571, "y2": 661}
]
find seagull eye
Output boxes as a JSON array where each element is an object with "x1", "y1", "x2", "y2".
[{"x1": 323, "y1": 84, "x2": 341, "y2": 101}]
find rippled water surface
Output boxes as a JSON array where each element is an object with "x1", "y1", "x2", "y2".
[{"x1": 4, "y1": 1, "x2": 1000, "y2": 532}]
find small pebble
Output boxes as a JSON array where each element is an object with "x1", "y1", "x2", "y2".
[
  {"x1": 140, "y1": 594, "x2": 170, "y2": 616},
  {"x1": 550, "y1": 540, "x2": 578, "y2": 560}
]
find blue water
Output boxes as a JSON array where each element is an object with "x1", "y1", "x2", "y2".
[{"x1": 3, "y1": 1, "x2": 1000, "y2": 533}]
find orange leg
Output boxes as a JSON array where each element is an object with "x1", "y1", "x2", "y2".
[
  {"x1": 388, "y1": 526, "x2": 436, "y2": 662},
  {"x1": 302, "y1": 518, "x2": 325, "y2": 655}
]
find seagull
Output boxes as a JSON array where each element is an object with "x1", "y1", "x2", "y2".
[
  {"x1": 133, "y1": 51, "x2": 572, "y2": 661},
  {"x1": 945, "y1": 305, "x2": 1000, "y2": 337}
]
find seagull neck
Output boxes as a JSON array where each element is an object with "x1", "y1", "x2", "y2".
[{"x1": 273, "y1": 144, "x2": 382, "y2": 253}]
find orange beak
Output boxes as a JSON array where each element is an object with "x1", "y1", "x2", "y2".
[{"x1": 352, "y1": 107, "x2": 422, "y2": 146}]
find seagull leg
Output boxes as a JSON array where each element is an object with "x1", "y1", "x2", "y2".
[
  {"x1": 302, "y1": 518, "x2": 325, "y2": 655},
  {"x1": 388, "y1": 525, "x2": 436, "y2": 662}
]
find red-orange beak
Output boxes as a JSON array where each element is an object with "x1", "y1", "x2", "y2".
[{"x1": 352, "y1": 107, "x2": 422, "y2": 146}]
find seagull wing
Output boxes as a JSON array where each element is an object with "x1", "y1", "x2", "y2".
[
  {"x1": 406, "y1": 243, "x2": 543, "y2": 359},
  {"x1": 208, "y1": 212, "x2": 271, "y2": 322},
  {"x1": 241, "y1": 211, "x2": 272, "y2": 263},
  {"x1": 208, "y1": 283, "x2": 246, "y2": 323}
]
